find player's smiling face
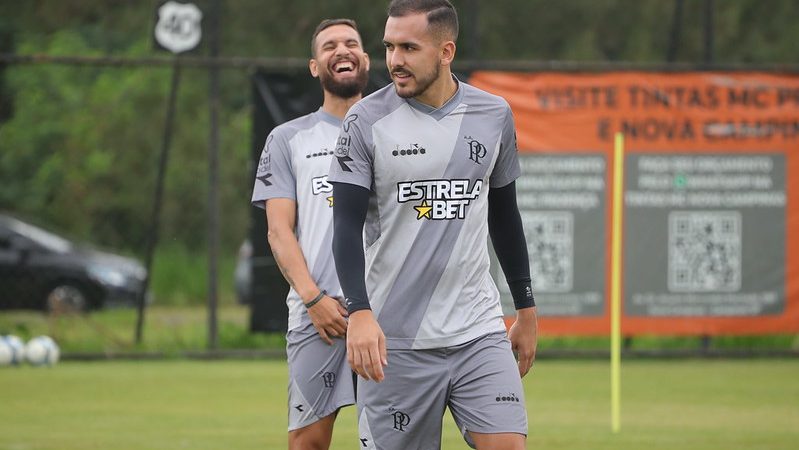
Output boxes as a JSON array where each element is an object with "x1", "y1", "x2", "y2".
[
  {"x1": 310, "y1": 24, "x2": 370, "y2": 99},
  {"x1": 383, "y1": 13, "x2": 443, "y2": 101}
]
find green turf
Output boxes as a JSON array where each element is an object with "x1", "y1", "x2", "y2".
[
  {"x1": 3, "y1": 307, "x2": 796, "y2": 356},
  {"x1": 1, "y1": 359, "x2": 797, "y2": 449},
  {"x1": 0, "y1": 306, "x2": 285, "y2": 354}
]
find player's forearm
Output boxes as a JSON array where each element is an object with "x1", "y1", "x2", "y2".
[
  {"x1": 267, "y1": 227, "x2": 320, "y2": 302},
  {"x1": 488, "y1": 181, "x2": 535, "y2": 310},
  {"x1": 516, "y1": 306, "x2": 537, "y2": 323},
  {"x1": 331, "y1": 182, "x2": 371, "y2": 313}
]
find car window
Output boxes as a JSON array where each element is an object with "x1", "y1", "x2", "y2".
[{"x1": 5, "y1": 220, "x2": 71, "y2": 253}]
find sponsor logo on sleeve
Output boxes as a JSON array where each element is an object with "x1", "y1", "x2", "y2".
[
  {"x1": 256, "y1": 135, "x2": 274, "y2": 187},
  {"x1": 335, "y1": 135, "x2": 354, "y2": 172},
  {"x1": 335, "y1": 114, "x2": 359, "y2": 172}
]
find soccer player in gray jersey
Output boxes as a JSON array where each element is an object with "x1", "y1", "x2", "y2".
[
  {"x1": 251, "y1": 18, "x2": 370, "y2": 450},
  {"x1": 329, "y1": 1, "x2": 537, "y2": 449}
]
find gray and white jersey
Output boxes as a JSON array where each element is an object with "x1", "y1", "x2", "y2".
[
  {"x1": 252, "y1": 109, "x2": 344, "y2": 332},
  {"x1": 328, "y1": 79, "x2": 521, "y2": 350}
]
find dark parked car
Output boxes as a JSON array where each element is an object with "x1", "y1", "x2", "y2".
[{"x1": 0, "y1": 213, "x2": 147, "y2": 312}]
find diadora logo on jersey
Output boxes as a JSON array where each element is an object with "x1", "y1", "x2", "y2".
[
  {"x1": 397, "y1": 179, "x2": 482, "y2": 220},
  {"x1": 464, "y1": 135, "x2": 487, "y2": 164},
  {"x1": 306, "y1": 147, "x2": 333, "y2": 159},
  {"x1": 311, "y1": 175, "x2": 334, "y2": 207},
  {"x1": 392, "y1": 143, "x2": 426, "y2": 157}
]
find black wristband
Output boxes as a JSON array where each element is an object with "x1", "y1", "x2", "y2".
[
  {"x1": 344, "y1": 297, "x2": 371, "y2": 314},
  {"x1": 304, "y1": 290, "x2": 326, "y2": 309},
  {"x1": 508, "y1": 279, "x2": 535, "y2": 309}
]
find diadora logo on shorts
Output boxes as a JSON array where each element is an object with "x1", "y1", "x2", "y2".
[
  {"x1": 311, "y1": 175, "x2": 334, "y2": 207},
  {"x1": 392, "y1": 143, "x2": 426, "y2": 157},
  {"x1": 495, "y1": 392, "x2": 521, "y2": 403},
  {"x1": 388, "y1": 408, "x2": 411, "y2": 432},
  {"x1": 464, "y1": 135, "x2": 487, "y2": 164},
  {"x1": 321, "y1": 372, "x2": 336, "y2": 388},
  {"x1": 397, "y1": 179, "x2": 482, "y2": 220}
]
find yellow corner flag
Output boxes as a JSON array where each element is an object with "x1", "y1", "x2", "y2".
[{"x1": 611, "y1": 132, "x2": 625, "y2": 433}]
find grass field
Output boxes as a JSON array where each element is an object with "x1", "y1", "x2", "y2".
[
  {"x1": 1, "y1": 359, "x2": 797, "y2": 450},
  {"x1": 2, "y1": 306, "x2": 796, "y2": 355}
]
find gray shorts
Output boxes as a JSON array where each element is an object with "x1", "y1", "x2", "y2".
[
  {"x1": 356, "y1": 332, "x2": 527, "y2": 449},
  {"x1": 285, "y1": 322, "x2": 355, "y2": 431}
]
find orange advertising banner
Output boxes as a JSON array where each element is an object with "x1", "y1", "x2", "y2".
[{"x1": 471, "y1": 71, "x2": 799, "y2": 335}]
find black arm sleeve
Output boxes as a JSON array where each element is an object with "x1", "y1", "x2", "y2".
[
  {"x1": 488, "y1": 181, "x2": 535, "y2": 309},
  {"x1": 331, "y1": 181, "x2": 372, "y2": 313}
]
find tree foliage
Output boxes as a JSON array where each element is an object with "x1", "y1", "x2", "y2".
[{"x1": 0, "y1": 0, "x2": 796, "y2": 259}]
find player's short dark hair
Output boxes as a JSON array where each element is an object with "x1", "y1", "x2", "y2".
[
  {"x1": 310, "y1": 18, "x2": 361, "y2": 57},
  {"x1": 387, "y1": 0, "x2": 459, "y2": 42}
]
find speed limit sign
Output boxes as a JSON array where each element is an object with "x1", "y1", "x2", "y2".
[{"x1": 154, "y1": 1, "x2": 203, "y2": 54}]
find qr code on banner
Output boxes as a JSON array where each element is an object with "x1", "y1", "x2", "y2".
[
  {"x1": 668, "y1": 211, "x2": 741, "y2": 292},
  {"x1": 521, "y1": 211, "x2": 573, "y2": 293}
]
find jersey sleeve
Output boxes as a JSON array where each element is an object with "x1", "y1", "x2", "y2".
[
  {"x1": 327, "y1": 105, "x2": 374, "y2": 190},
  {"x1": 251, "y1": 128, "x2": 296, "y2": 209},
  {"x1": 489, "y1": 103, "x2": 522, "y2": 188}
]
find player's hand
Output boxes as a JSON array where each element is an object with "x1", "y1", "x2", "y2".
[
  {"x1": 346, "y1": 310, "x2": 387, "y2": 382},
  {"x1": 307, "y1": 295, "x2": 349, "y2": 345},
  {"x1": 509, "y1": 307, "x2": 538, "y2": 378}
]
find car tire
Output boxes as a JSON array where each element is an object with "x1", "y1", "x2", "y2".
[{"x1": 46, "y1": 284, "x2": 88, "y2": 314}]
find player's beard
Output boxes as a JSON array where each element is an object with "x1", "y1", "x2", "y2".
[
  {"x1": 319, "y1": 65, "x2": 369, "y2": 100},
  {"x1": 392, "y1": 63, "x2": 439, "y2": 99}
]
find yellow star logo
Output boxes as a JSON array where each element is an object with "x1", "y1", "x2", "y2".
[
  {"x1": 414, "y1": 200, "x2": 432, "y2": 220},
  {"x1": 326, "y1": 196, "x2": 334, "y2": 207}
]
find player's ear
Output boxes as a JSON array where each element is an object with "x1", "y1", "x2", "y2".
[
  {"x1": 363, "y1": 52, "x2": 370, "y2": 71},
  {"x1": 309, "y1": 58, "x2": 320, "y2": 78},
  {"x1": 440, "y1": 40, "x2": 456, "y2": 67}
]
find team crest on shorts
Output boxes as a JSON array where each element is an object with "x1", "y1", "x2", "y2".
[
  {"x1": 321, "y1": 372, "x2": 336, "y2": 388},
  {"x1": 389, "y1": 408, "x2": 411, "y2": 432}
]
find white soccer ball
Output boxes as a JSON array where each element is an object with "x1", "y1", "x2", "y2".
[
  {"x1": 25, "y1": 336, "x2": 60, "y2": 366},
  {"x1": 0, "y1": 335, "x2": 26, "y2": 366}
]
